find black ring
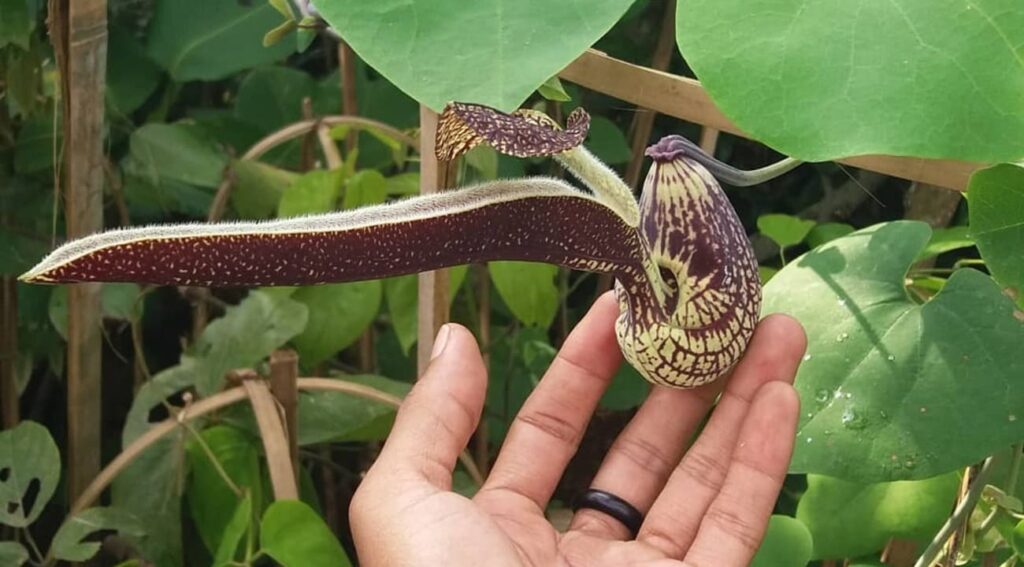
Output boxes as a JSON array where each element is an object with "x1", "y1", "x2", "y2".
[{"x1": 571, "y1": 488, "x2": 643, "y2": 537}]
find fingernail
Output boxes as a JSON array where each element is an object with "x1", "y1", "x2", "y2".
[{"x1": 430, "y1": 324, "x2": 452, "y2": 360}]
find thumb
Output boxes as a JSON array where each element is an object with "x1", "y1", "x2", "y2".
[{"x1": 372, "y1": 323, "x2": 488, "y2": 489}]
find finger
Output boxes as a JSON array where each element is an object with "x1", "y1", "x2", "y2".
[
  {"x1": 477, "y1": 291, "x2": 622, "y2": 512},
  {"x1": 569, "y1": 381, "x2": 723, "y2": 540},
  {"x1": 638, "y1": 314, "x2": 805, "y2": 558},
  {"x1": 683, "y1": 381, "x2": 800, "y2": 567},
  {"x1": 371, "y1": 324, "x2": 487, "y2": 490}
]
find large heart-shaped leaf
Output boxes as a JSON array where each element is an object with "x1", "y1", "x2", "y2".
[
  {"x1": 795, "y1": 473, "x2": 958, "y2": 559},
  {"x1": 0, "y1": 421, "x2": 59, "y2": 528},
  {"x1": 315, "y1": 0, "x2": 637, "y2": 111},
  {"x1": 260, "y1": 501, "x2": 351, "y2": 566},
  {"x1": 678, "y1": 0, "x2": 1024, "y2": 162},
  {"x1": 969, "y1": 163, "x2": 1024, "y2": 294},
  {"x1": 751, "y1": 515, "x2": 814, "y2": 567},
  {"x1": 291, "y1": 281, "x2": 382, "y2": 367},
  {"x1": 763, "y1": 221, "x2": 1024, "y2": 482}
]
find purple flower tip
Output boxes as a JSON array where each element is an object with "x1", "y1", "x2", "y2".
[{"x1": 645, "y1": 135, "x2": 689, "y2": 162}]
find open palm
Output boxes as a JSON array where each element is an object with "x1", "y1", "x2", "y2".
[{"x1": 350, "y1": 292, "x2": 806, "y2": 566}]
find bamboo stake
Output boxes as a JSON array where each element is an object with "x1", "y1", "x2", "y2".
[
  {"x1": 239, "y1": 375, "x2": 299, "y2": 501},
  {"x1": 269, "y1": 350, "x2": 300, "y2": 481},
  {"x1": 0, "y1": 278, "x2": 18, "y2": 428},
  {"x1": 50, "y1": 0, "x2": 108, "y2": 503},
  {"x1": 417, "y1": 107, "x2": 452, "y2": 376}
]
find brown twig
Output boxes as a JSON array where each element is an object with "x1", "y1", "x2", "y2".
[
  {"x1": 239, "y1": 374, "x2": 299, "y2": 500},
  {"x1": 269, "y1": 350, "x2": 300, "y2": 481}
]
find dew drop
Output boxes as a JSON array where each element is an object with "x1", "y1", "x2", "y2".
[
  {"x1": 841, "y1": 406, "x2": 868, "y2": 430},
  {"x1": 879, "y1": 410, "x2": 889, "y2": 420},
  {"x1": 886, "y1": 355, "x2": 896, "y2": 362},
  {"x1": 803, "y1": 354, "x2": 812, "y2": 362},
  {"x1": 1010, "y1": 414, "x2": 1018, "y2": 422},
  {"x1": 835, "y1": 332, "x2": 849, "y2": 343},
  {"x1": 806, "y1": 437, "x2": 813, "y2": 443},
  {"x1": 814, "y1": 389, "x2": 830, "y2": 403},
  {"x1": 837, "y1": 299, "x2": 847, "y2": 307},
  {"x1": 904, "y1": 460, "x2": 916, "y2": 470},
  {"x1": 920, "y1": 407, "x2": 928, "y2": 413}
]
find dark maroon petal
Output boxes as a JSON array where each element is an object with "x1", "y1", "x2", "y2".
[
  {"x1": 22, "y1": 182, "x2": 649, "y2": 291},
  {"x1": 435, "y1": 102, "x2": 590, "y2": 161}
]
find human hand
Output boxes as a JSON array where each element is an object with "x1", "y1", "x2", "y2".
[{"x1": 349, "y1": 292, "x2": 807, "y2": 566}]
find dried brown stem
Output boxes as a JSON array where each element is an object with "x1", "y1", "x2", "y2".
[
  {"x1": 269, "y1": 350, "x2": 300, "y2": 480},
  {"x1": 240, "y1": 375, "x2": 299, "y2": 500}
]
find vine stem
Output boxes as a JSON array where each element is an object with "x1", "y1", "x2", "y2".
[
  {"x1": 914, "y1": 457, "x2": 996, "y2": 567},
  {"x1": 65, "y1": 377, "x2": 484, "y2": 518}
]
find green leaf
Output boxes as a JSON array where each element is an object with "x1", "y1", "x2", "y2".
[
  {"x1": 291, "y1": 281, "x2": 382, "y2": 366},
  {"x1": 278, "y1": 170, "x2": 344, "y2": 217},
  {"x1": 386, "y1": 172, "x2": 420, "y2": 196},
  {"x1": 13, "y1": 110, "x2": 58, "y2": 175},
  {"x1": 0, "y1": 541, "x2": 29, "y2": 566},
  {"x1": 489, "y1": 261, "x2": 559, "y2": 327},
  {"x1": 263, "y1": 19, "x2": 298, "y2": 47},
  {"x1": 585, "y1": 116, "x2": 631, "y2": 165},
  {"x1": 796, "y1": 473, "x2": 958, "y2": 559},
  {"x1": 0, "y1": 0, "x2": 32, "y2": 50},
  {"x1": 678, "y1": 0, "x2": 1024, "y2": 162},
  {"x1": 1012, "y1": 517, "x2": 1024, "y2": 558},
  {"x1": 599, "y1": 363, "x2": 650, "y2": 411},
  {"x1": 315, "y1": 0, "x2": 636, "y2": 111},
  {"x1": 269, "y1": 0, "x2": 295, "y2": 19},
  {"x1": 212, "y1": 493, "x2": 252, "y2": 567},
  {"x1": 342, "y1": 169, "x2": 388, "y2": 210},
  {"x1": 806, "y1": 222, "x2": 855, "y2": 249},
  {"x1": 129, "y1": 123, "x2": 228, "y2": 188},
  {"x1": 384, "y1": 267, "x2": 469, "y2": 354},
  {"x1": 235, "y1": 66, "x2": 320, "y2": 133},
  {"x1": 107, "y1": 26, "x2": 162, "y2": 115},
  {"x1": 146, "y1": 0, "x2": 296, "y2": 81},
  {"x1": 232, "y1": 159, "x2": 300, "y2": 219},
  {"x1": 51, "y1": 507, "x2": 145, "y2": 562},
  {"x1": 750, "y1": 515, "x2": 814, "y2": 567},
  {"x1": 0, "y1": 421, "x2": 59, "y2": 527},
  {"x1": 916, "y1": 225, "x2": 974, "y2": 261},
  {"x1": 537, "y1": 75, "x2": 571, "y2": 102},
  {"x1": 260, "y1": 501, "x2": 351, "y2": 567},
  {"x1": 969, "y1": 164, "x2": 1024, "y2": 292},
  {"x1": 758, "y1": 214, "x2": 817, "y2": 249},
  {"x1": 47, "y1": 283, "x2": 144, "y2": 339},
  {"x1": 191, "y1": 290, "x2": 309, "y2": 395},
  {"x1": 186, "y1": 426, "x2": 261, "y2": 556},
  {"x1": 297, "y1": 375, "x2": 411, "y2": 445},
  {"x1": 758, "y1": 265, "x2": 779, "y2": 284},
  {"x1": 763, "y1": 221, "x2": 1024, "y2": 481}
]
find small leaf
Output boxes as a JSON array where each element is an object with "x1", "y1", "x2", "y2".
[
  {"x1": 386, "y1": 172, "x2": 420, "y2": 196},
  {"x1": 586, "y1": 116, "x2": 631, "y2": 165},
  {"x1": 969, "y1": 164, "x2": 1024, "y2": 292},
  {"x1": 291, "y1": 281, "x2": 382, "y2": 366},
  {"x1": 297, "y1": 375, "x2": 411, "y2": 445},
  {"x1": 0, "y1": 421, "x2": 60, "y2": 528},
  {"x1": 342, "y1": 170, "x2": 388, "y2": 210},
  {"x1": 1012, "y1": 518, "x2": 1024, "y2": 558},
  {"x1": 537, "y1": 75, "x2": 571, "y2": 102},
  {"x1": 750, "y1": 515, "x2": 814, "y2": 567},
  {"x1": 51, "y1": 507, "x2": 145, "y2": 562},
  {"x1": 805, "y1": 222, "x2": 855, "y2": 248},
  {"x1": 384, "y1": 267, "x2": 468, "y2": 354},
  {"x1": 212, "y1": 493, "x2": 252, "y2": 567},
  {"x1": 129, "y1": 123, "x2": 228, "y2": 188},
  {"x1": 916, "y1": 226, "x2": 973, "y2": 261},
  {"x1": 186, "y1": 426, "x2": 261, "y2": 555},
  {"x1": 106, "y1": 26, "x2": 162, "y2": 115},
  {"x1": 796, "y1": 473, "x2": 958, "y2": 559},
  {"x1": 0, "y1": 0, "x2": 32, "y2": 50},
  {"x1": 278, "y1": 170, "x2": 344, "y2": 217},
  {"x1": 263, "y1": 19, "x2": 298, "y2": 48},
  {"x1": 260, "y1": 501, "x2": 352, "y2": 567},
  {"x1": 489, "y1": 261, "x2": 559, "y2": 328},
  {"x1": 48, "y1": 283, "x2": 143, "y2": 340},
  {"x1": 0, "y1": 541, "x2": 29, "y2": 566},
  {"x1": 268, "y1": 0, "x2": 295, "y2": 19},
  {"x1": 758, "y1": 214, "x2": 817, "y2": 249},
  {"x1": 233, "y1": 159, "x2": 300, "y2": 219},
  {"x1": 599, "y1": 363, "x2": 650, "y2": 411}
]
